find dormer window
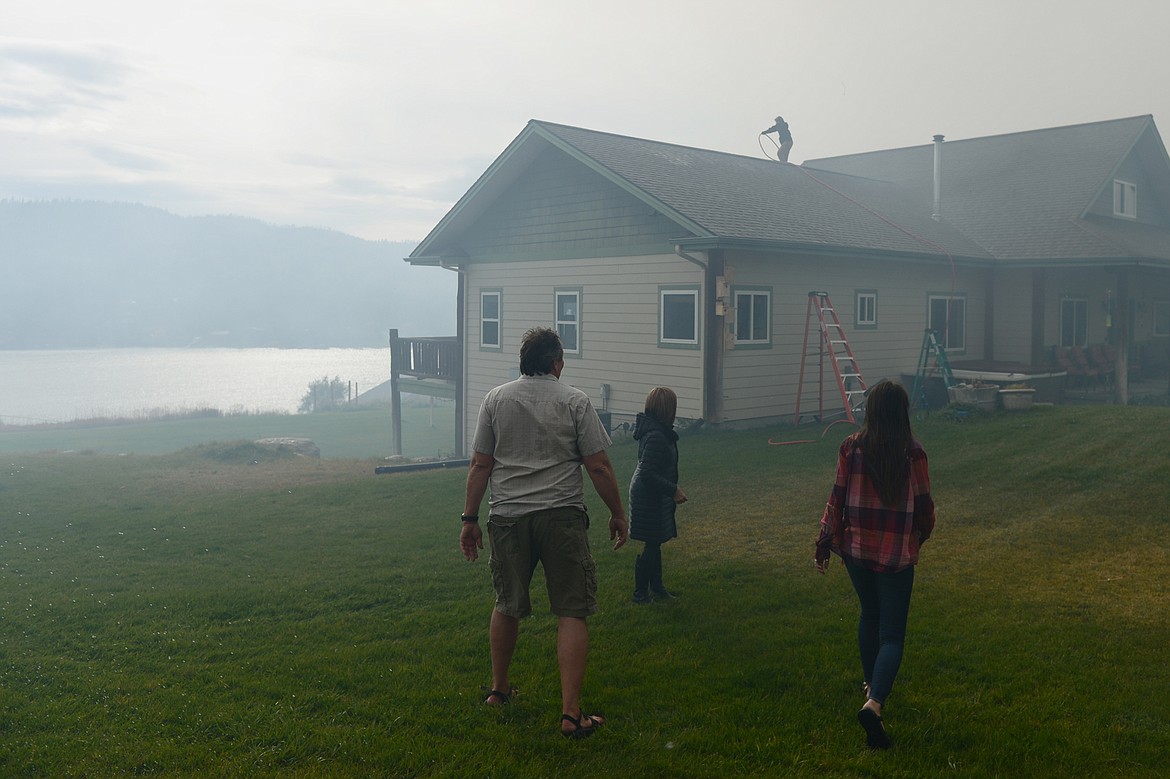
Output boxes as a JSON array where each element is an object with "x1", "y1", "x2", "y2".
[{"x1": 1114, "y1": 179, "x2": 1137, "y2": 219}]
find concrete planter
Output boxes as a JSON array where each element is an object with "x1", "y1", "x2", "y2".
[
  {"x1": 947, "y1": 384, "x2": 999, "y2": 411},
  {"x1": 999, "y1": 388, "x2": 1036, "y2": 411}
]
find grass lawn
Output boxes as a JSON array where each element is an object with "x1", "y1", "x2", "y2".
[
  {"x1": 0, "y1": 403, "x2": 456, "y2": 460},
  {"x1": 1, "y1": 404, "x2": 1168, "y2": 776}
]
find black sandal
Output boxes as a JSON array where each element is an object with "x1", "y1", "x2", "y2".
[
  {"x1": 561, "y1": 712, "x2": 604, "y2": 739},
  {"x1": 857, "y1": 707, "x2": 891, "y2": 750},
  {"x1": 482, "y1": 685, "x2": 517, "y2": 706}
]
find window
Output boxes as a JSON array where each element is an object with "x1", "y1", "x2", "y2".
[
  {"x1": 1152, "y1": 300, "x2": 1170, "y2": 338},
  {"x1": 1060, "y1": 298, "x2": 1088, "y2": 347},
  {"x1": 856, "y1": 290, "x2": 877, "y2": 329},
  {"x1": 928, "y1": 295, "x2": 965, "y2": 350},
  {"x1": 480, "y1": 290, "x2": 501, "y2": 349},
  {"x1": 555, "y1": 289, "x2": 580, "y2": 354},
  {"x1": 660, "y1": 288, "x2": 699, "y2": 346},
  {"x1": 1114, "y1": 180, "x2": 1137, "y2": 219},
  {"x1": 733, "y1": 288, "x2": 771, "y2": 345}
]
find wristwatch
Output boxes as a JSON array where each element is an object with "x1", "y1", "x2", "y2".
[{"x1": 461, "y1": 514, "x2": 479, "y2": 523}]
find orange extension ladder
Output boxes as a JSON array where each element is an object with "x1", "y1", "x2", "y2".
[{"x1": 795, "y1": 291, "x2": 869, "y2": 425}]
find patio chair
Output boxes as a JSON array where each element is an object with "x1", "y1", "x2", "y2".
[
  {"x1": 1054, "y1": 345, "x2": 1097, "y2": 386},
  {"x1": 1100, "y1": 342, "x2": 1142, "y2": 378},
  {"x1": 1088, "y1": 344, "x2": 1116, "y2": 384},
  {"x1": 1071, "y1": 345, "x2": 1105, "y2": 386}
]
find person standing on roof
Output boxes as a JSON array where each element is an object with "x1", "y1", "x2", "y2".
[{"x1": 762, "y1": 115, "x2": 794, "y2": 162}]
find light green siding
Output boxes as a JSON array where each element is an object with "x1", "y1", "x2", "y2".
[
  {"x1": 458, "y1": 147, "x2": 688, "y2": 260},
  {"x1": 718, "y1": 250, "x2": 988, "y2": 422},
  {"x1": 462, "y1": 255, "x2": 705, "y2": 447},
  {"x1": 991, "y1": 268, "x2": 1035, "y2": 363},
  {"x1": 1084, "y1": 131, "x2": 1170, "y2": 228}
]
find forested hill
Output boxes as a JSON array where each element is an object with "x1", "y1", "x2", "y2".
[{"x1": 0, "y1": 200, "x2": 455, "y2": 349}]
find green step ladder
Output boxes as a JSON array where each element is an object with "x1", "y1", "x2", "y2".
[{"x1": 911, "y1": 329, "x2": 955, "y2": 411}]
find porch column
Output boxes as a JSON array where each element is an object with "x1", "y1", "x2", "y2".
[
  {"x1": 984, "y1": 268, "x2": 995, "y2": 361},
  {"x1": 1030, "y1": 269, "x2": 1046, "y2": 366},
  {"x1": 455, "y1": 270, "x2": 466, "y2": 457},
  {"x1": 389, "y1": 328, "x2": 403, "y2": 455},
  {"x1": 1114, "y1": 271, "x2": 1129, "y2": 405},
  {"x1": 704, "y1": 250, "x2": 725, "y2": 423}
]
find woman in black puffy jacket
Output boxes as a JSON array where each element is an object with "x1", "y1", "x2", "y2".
[{"x1": 628, "y1": 387, "x2": 688, "y2": 603}]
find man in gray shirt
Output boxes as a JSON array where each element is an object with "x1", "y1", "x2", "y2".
[{"x1": 460, "y1": 327, "x2": 628, "y2": 739}]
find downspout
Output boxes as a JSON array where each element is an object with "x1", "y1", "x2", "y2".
[
  {"x1": 932, "y1": 134, "x2": 944, "y2": 222},
  {"x1": 439, "y1": 261, "x2": 467, "y2": 456},
  {"x1": 674, "y1": 245, "x2": 707, "y2": 269},
  {"x1": 675, "y1": 245, "x2": 723, "y2": 424}
]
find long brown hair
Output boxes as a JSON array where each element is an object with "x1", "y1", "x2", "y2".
[{"x1": 856, "y1": 379, "x2": 913, "y2": 508}]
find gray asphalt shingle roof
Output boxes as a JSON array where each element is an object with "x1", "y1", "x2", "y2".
[
  {"x1": 805, "y1": 115, "x2": 1169, "y2": 261},
  {"x1": 536, "y1": 121, "x2": 990, "y2": 259},
  {"x1": 413, "y1": 115, "x2": 1170, "y2": 265}
]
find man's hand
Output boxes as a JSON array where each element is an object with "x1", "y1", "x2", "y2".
[
  {"x1": 609, "y1": 513, "x2": 629, "y2": 550},
  {"x1": 461, "y1": 452, "x2": 493, "y2": 562},
  {"x1": 460, "y1": 521, "x2": 484, "y2": 561},
  {"x1": 582, "y1": 449, "x2": 628, "y2": 551}
]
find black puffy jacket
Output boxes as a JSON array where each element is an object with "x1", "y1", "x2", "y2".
[{"x1": 628, "y1": 412, "x2": 680, "y2": 544}]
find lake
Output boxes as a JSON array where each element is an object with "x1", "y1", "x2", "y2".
[{"x1": 0, "y1": 348, "x2": 390, "y2": 425}]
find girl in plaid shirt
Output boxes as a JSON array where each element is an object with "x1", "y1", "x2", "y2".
[{"x1": 815, "y1": 379, "x2": 936, "y2": 750}]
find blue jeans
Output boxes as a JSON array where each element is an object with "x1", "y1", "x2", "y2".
[{"x1": 844, "y1": 559, "x2": 915, "y2": 706}]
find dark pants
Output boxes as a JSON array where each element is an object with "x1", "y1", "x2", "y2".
[
  {"x1": 642, "y1": 542, "x2": 662, "y2": 581},
  {"x1": 844, "y1": 559, "x2": 915, "y2": 705},
  {"x1": 634, "y1": 541, "x2": 667, "y2": 595}
]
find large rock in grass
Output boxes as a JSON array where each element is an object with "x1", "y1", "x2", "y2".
[{"x1": 254, "y1": 437, "x2": 320, "y2": 458}]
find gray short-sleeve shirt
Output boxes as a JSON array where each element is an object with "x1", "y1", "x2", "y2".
[{"x1": 472, "y1": 374, "x2": 612, "y2": 518}]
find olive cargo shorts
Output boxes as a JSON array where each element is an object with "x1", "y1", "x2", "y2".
[{"x1": 487, "y1": 506, "x2": 598, "y2": 618}]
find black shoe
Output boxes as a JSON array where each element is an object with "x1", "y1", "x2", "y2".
[
  {"x1": 857, "y1": 707, "x2": 891, "y2": 750},
  {"x1": 650, "y1": 587, "x2": 677, "y2": 600},
  {"x1": 561, "y1": 712, "x2": 605, "y2": 739},
  {"x1": 632, "y1": 591, "x2": 652, "y2": 605}
]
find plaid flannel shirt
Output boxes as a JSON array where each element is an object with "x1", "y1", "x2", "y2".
[{"x1": 816, "y1": 433, "x2": 936, "y2": 574}]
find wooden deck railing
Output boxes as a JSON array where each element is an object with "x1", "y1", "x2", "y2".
[
  {"x1": 391, "y1": 335, "x2": 459, "y2": 380},
  {"x1": 387, "y1": 329, "x2": 461, "y2": 457}
]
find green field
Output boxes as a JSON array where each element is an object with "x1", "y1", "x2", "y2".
[
  {"x1": 1, "y1": 404, "x2": 1168, "y2": 776},
  {"x1": 0, "y1": 403, "x2": 456, "y2": 460}
]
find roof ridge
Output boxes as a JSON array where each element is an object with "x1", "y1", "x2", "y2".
[
  {"x1": 529, "y1": 119, "x2": 780, "y2": 166},
  {"x1": 807, "y1": 115, "x2": 1153, "y2": 164}
]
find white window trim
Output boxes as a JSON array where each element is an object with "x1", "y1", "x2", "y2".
[
  {"x1": 855, "y1": 290, "x2": 877, "y2": 329},
  {"x1": 1114, "y1": 179, "x2": 1137, "y2": 219},
  {"x1": 659, "y1": 287, "x2": 700, "y2": 347},
  {"x1": 733, "y1": 288, "x2": 771, "y2": 346},
  {"x1": 554, "y1": 288, "x2": 581, "y2": 355},
  {"x1": 1059, "y1": 297, "x2": 1089, "y2": 348},
  {"x1": 480, "y1": 290, "x2": 501, "y2": 350}
]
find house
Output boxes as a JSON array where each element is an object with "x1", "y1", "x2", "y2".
[{"x1": 407, "y1": 116, "x2": 1170, "y2": 455}]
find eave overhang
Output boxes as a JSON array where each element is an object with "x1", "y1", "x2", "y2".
[{"x1": 673, "y1": 236, "x2": 994, "y2": 267}]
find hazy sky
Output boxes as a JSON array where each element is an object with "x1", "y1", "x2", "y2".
[{"x1": 4, "y1": 0, "x2": 1169, "y2": 242}]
